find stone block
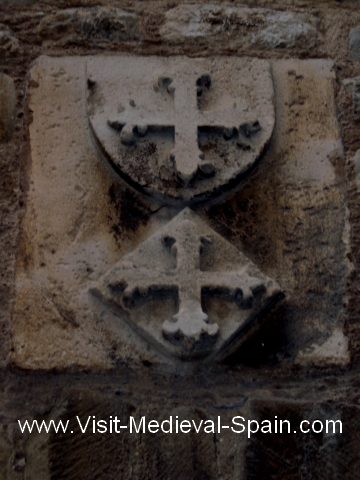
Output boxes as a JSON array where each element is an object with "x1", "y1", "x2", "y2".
[
  {"x1": 41, "y1": 391, "x2": 220, "y2": 480},
  {"x1": 0, "y1": 23, "x2": 19, "y2": 54},
  {"x1": 208, "y1": 60, "x2": 350, "y2": 368},
  {"x1": 0, "y1": 73, "x2": 16, "y2": 143},
  {"x1": 0, "y1": 433, "x2": 12, "y2": 480},
  {"x1": 246, "y1": 400, "x2": 360, "y2": 479},
  {"x1": 37, "y1": 8, "x2": 139, "y2": 47},
  {"x1": 354, "y1": 149, "x2": 360, "y2": 188},
  {"x1": 160, "y1": 5, "x2": 320, "y2": 50},
  {"x1": 18, "y1": 390, "x2": 360, "y2": 480},
  {"x1": 295, "y1": 328, "x2": 350, "y2": 367},
  {"x1": 0, "y1": 0, "x2": 38, "y2": 3},
  {"x1": 342, "y1": 76, "x2": 360, "y2": 115},
  {"x1": 11, "y1": 56, "x2": 348, "y2": 372},
  {"x1": 349, "y1": 25, "x2": 360, "y2": 61}
]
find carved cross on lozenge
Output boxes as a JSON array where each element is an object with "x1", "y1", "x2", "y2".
[
  {"x1": 107, "y1": 74, "x2": 261, "y2": 184},
  {"x1": 95, "y1": 210, "x2": 267, "y2": 353}
]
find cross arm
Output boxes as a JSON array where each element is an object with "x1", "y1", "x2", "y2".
[
  {"x1": 200, "y1": 269, "x2": 270, "y2": 308},
  {"x1": 198, "y1": 111, "x2": 264, "y2": 135},
  {"x1": 98, "y1": 265, "x2": 177, "y2": 301},
  {"x1": 108, "y1": 103, "x2": 174, "y2": 146}
]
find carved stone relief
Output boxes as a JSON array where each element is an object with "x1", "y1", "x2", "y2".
[
  {"x1": 11, "y1": 56, "x2": 348, "y2": 371},
  {"x1": 87, "y1": 57, "x2": 275, "y2": 203},
  {"x1": 92, "y1": 207, "x2": 281, "y2": 359},
  {"x1": 85, "y1": 56, "x2": 280, "y2": 360}
]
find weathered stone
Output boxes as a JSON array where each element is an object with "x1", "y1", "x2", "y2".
[
  {"x1": 211, "y1": 60, "x2": 349, "y2": 365},
  {"x1": 295, "y1": 328, "x2": 350, "y2": 367},
  {"x1": 349, "y1": 25, "x2": 360, "y2": 61},
  {"x1": 247, "y1": 400, "x2": 355, "y2": 480},
  {"x1": 0, "y1": 73, "x2": 16, "y2": 143},
  {"x1": 92, "y1": 207, "x2": 282, "y2": 359},
  {"x1": 1, "y1": 1, "x2": 360, "y2": 478},
  {"x1": 341, "y1": 76, "x2": 360, "y2": 115},
  {"x1": 160, "y1": 5, "x2": 320, "y2": 50},
  {"x1": 11, "y1": 56, "x2": 348, "y2": 372},
  {"x1": 354, "y1": 149, "x2": 360, "y2": 188},
  {"x1": 38, "y1": 7, "x2": 139, "y2": 47},
  {"x1": 43, "y1": 391, "x2": 230, "y2": 479},
  {"x1": 0, "y1": 0, "x2": 38, "y2": 3},
  {"x1": 0, "y1": 23, "x2": 19, "y2": 54},
  {"x1": 88, "y1": 56, "x2": 275, "y2": 202},
  {"x1": 20, "y1": 388, "x2": 360, "y2": 480},
  {"x1": 0, "y1": 433, "x2": 12, "y2": 480}
]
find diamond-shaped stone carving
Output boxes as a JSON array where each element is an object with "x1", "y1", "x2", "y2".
[
  {"x1": 87, "y1": 56, "x2": 275, "y2": 204},
  {"x1": 91, "y1": 208, "x2": 282, "y2": 359}
]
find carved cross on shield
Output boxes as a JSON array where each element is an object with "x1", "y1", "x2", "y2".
[
  {"x1": 106, "y1": 73, "x2": 263, "y2": 185},
  {"x1": 87, "y1": 56, "x2": 281, "y2": 360},
  {"x1": 87, "y1": 56, "x2": 275, "y2": 204}
]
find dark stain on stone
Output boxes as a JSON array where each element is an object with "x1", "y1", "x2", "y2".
[
  {"x1": 225, "y1": 303, "x2": 289, "y2": 367},
  {"x1": 108, "y1": 184, "x2": 150, "y2": 242}
]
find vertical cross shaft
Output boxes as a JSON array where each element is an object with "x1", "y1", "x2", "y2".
[
  {"x1": 169, "y1": 78, "x2": 205, "y2": 183},
  {"x1": 107, "y1": 73, "x2": 217, "y2": 185},
  {"x1": 162, "y1": 219, "x2": 219, "y2": 349}
]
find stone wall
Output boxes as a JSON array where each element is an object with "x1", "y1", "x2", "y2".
[{"x1": 1, "y1": 0, "x2": 360, "y2": 478}]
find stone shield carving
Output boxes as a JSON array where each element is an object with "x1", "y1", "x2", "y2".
[
  {"x1": 87, "y1": 56, "x2": 275, "y2": 204},
  {"x1": 91, "y1": 208, "x2": 282, "y2": 359}
]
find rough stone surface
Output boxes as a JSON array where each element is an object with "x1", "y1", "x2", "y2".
[
  {"x1": 161, "y1": 5, "x2": 320, "y2": 50},
  {"x1": 0, "y1": 73, "x2": 16, "y2": 143},
  {"x1": 48, "y1": 391, "x2": 223, "y2": 480},
  {"x1": 349, "y1": 25, "x2": 360, "y2": 61},
  {"x1": 0, "y1": 23, "x2": 19, "y2": 54},
  {"x1": 207, "y1": 59, "x2": 349, "y2": 366},
  {"x1": 0, "y1": 0, "x2": 38, "y2": 3},
  {"x1": 295, "y1": 328, "x2": 350, "y2": 367},
  {"x1": 0, "y1": 433, "x2": 12, "y2": 480},
  {"x1": 4, "y1": 376, "x2": 360, "y2": 480},
  {"x1": 10, "y1": 55, "x2": 348, "y2": 373},
  {"x1": 354, "y1": 149, "x2": 360, "y2": 187},
  {"x1": 343, "y1": 75, "x2": 360, "y2": 115},
  {"x1": 92, "y1": 207, "x2": 282, "y2": 359},
  {"x1": 353, "y1": 83, "x2": 360, "y2": 114},
  {"x1": 88, "y1": 56, "x2": 275, "y2": 203},
  {"x1": 38, "y1": 7, "x2": 139, "y2": 47},
  {"x1": 1, "y1": 1, "x2": 360, "y2": 478},
  {"x1": 247, "y1": 399, "x2": 357, "y2": 479}
]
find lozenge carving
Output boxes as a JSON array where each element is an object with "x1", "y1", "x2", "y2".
[{"x1": 91, "y1": 208, "x2": 282, "y2": 359}]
